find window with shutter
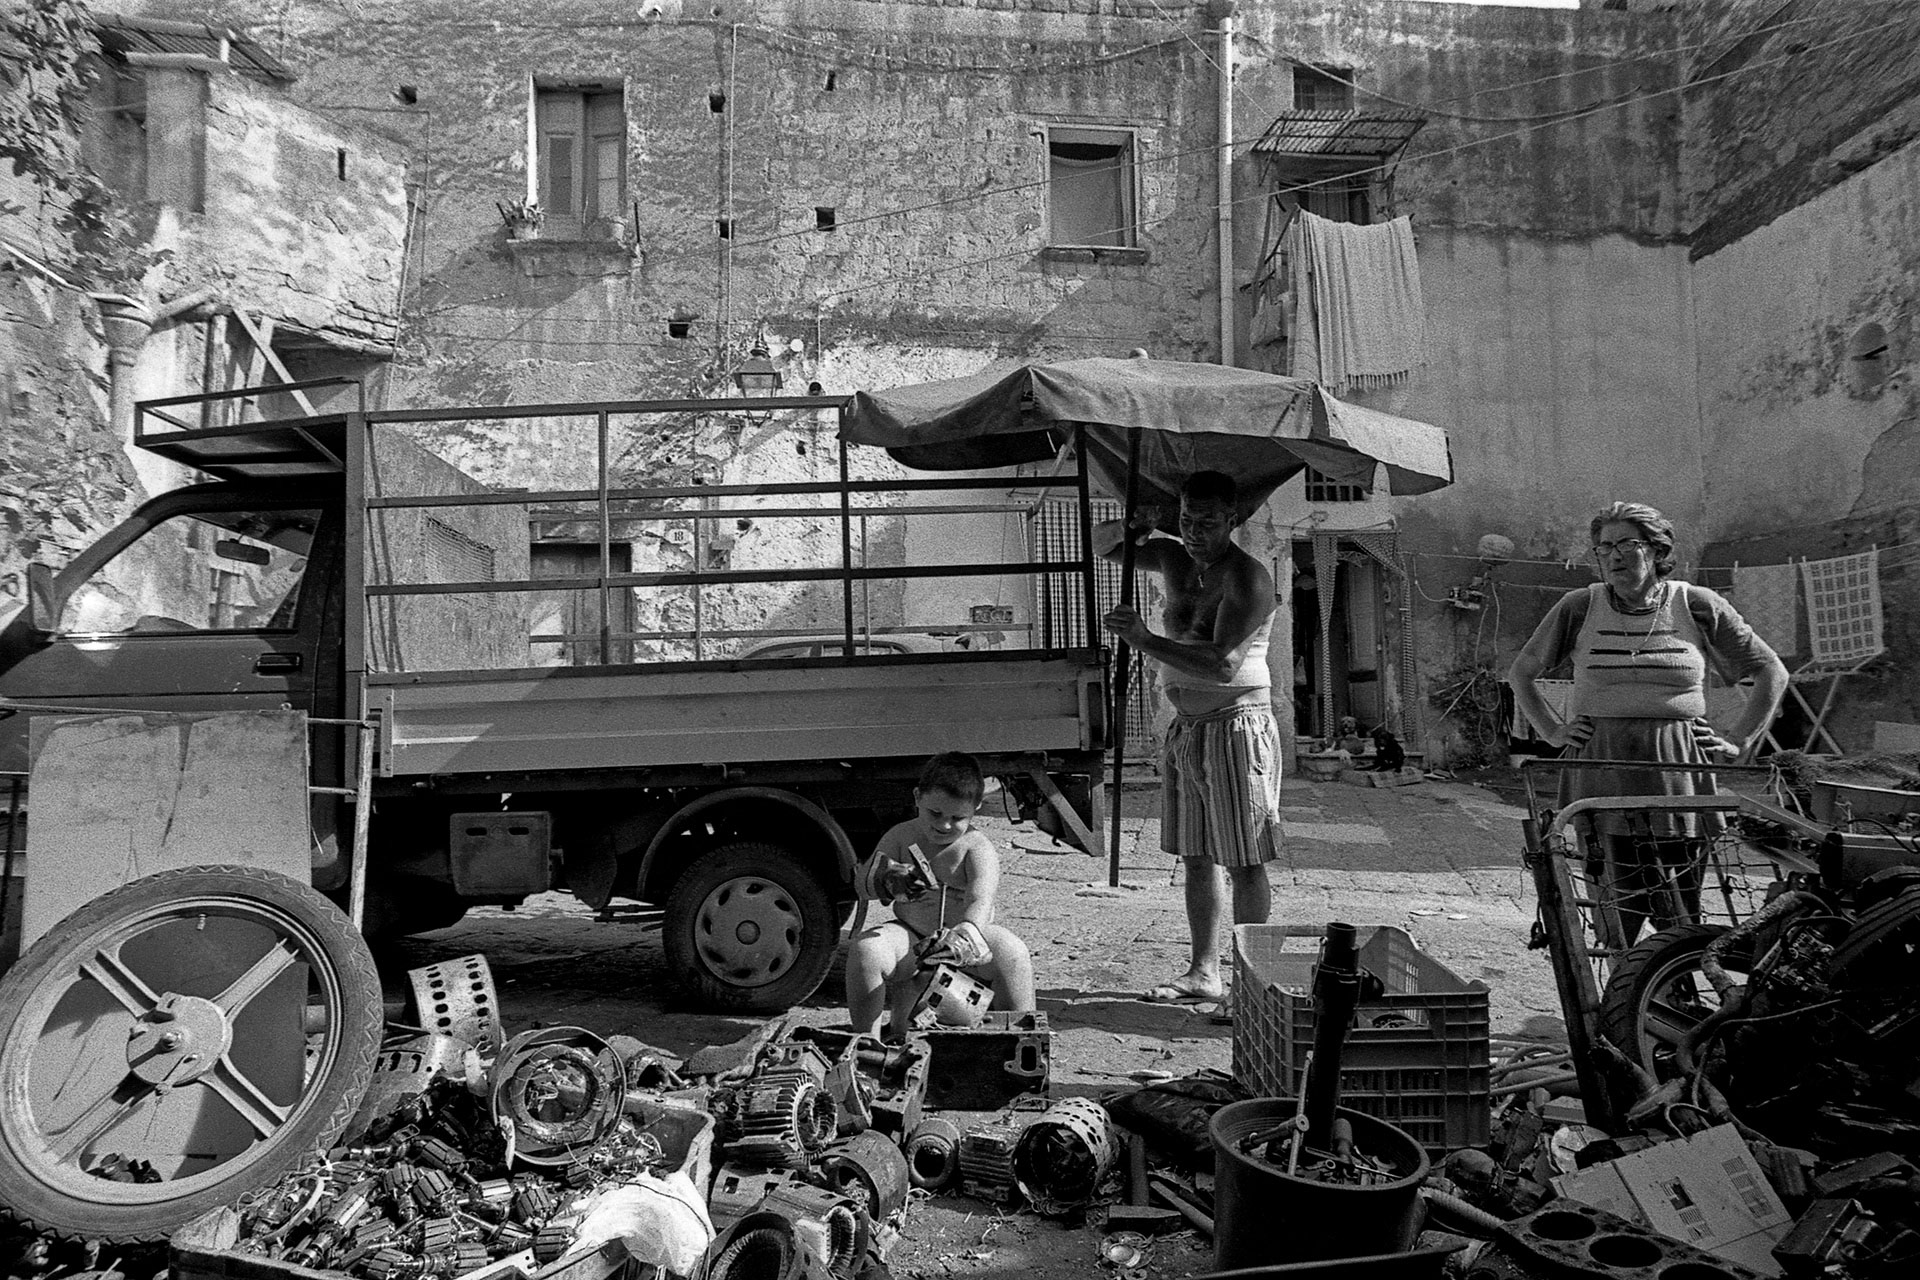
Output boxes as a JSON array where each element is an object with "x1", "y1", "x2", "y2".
[{"x1": 533, "y1": 84, "x2": 627, "y2": 240}]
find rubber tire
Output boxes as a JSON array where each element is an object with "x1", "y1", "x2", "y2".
[
  {"x1": 663, "y1": 842, "x2": 839, "y2": 1014},
  {"x1": 1597, "y1": 922, "x2": 1752, "y2": 1082},
  {"x1": 0, "y1": 864, "x2": 382, "y2": 1243}
]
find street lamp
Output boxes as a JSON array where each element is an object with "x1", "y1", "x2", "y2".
[{"x1": 730, "y1": 345, "x2": 782, "y2": 430}]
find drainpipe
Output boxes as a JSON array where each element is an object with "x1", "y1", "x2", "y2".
[
  {"x1": 90, "y1": 288, "x2": 220, "y2": 441},
  {"x1": 1212, "y1": 1, "x2": 1237, "y2": 367},
  {"x1": 90, "y1": 292, "x2": 157, "y2": 446}
]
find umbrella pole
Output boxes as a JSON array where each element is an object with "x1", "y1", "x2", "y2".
[{"x1": 1107, "y1": 429, "x2": 1142, "y2": 889}]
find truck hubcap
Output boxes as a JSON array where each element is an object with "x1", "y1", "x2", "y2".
[{"x1": 695, "y1": 875, "x2": 801, "y2": 988}]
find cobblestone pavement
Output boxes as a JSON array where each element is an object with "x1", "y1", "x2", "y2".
[{"x1": 382, "y1": 772, "x2": 1554, "y2": 1279}]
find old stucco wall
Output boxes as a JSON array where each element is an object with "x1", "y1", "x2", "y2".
[
  {"x1": 1681, "y1": 0, "x2": 1920, "y2": 262},
  {"x1": 1688, "y1": 135, "x2": 1920, "y2": 749},
  {"x1": 162, "y1": 68, "x2": 408, "y2": 349}
]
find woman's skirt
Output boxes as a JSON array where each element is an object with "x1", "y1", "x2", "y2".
[{"x1": 1555, "y1": 716, "x2": 1719, "y2": 839}]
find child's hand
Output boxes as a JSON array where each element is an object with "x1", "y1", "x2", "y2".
[
  {"x1": 921, "y1": 922, "x2": 993, "y2": 967},
  {"x1": 882, "y1": 864, "x2": 931, "y2": 900}
]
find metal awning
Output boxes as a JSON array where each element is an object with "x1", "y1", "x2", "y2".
[
  {"x1": 94, "y1": 12, "x2": 294, "y2": 84},
  {"x1": 1252, "y1": 110, "x2": 1427, "y2": 158}
]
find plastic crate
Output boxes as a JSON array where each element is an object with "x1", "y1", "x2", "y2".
[{"x1": 1231, "y1": 923, "x2": 1491, "y2": 1154}]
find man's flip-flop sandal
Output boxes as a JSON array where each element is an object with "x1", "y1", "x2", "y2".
[{"x1": 1143, "y1": 977, "x2": 1225, "y2": 1004}]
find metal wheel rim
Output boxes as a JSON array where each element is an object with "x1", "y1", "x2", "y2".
[
  {"x1": 692, "y1": 875, "x2": 804, "y2": 989},
  {"x1": 1627, "y1": 943, "x2": 1751, "y2": 1079},
  {"x1": 0, "y1": 891, "x2": 350, "y2": 1204}
]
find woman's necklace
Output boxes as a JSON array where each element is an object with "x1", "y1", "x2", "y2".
[{"x1": 1610, "y1": 583, "x2": 1668, "y2": 657}]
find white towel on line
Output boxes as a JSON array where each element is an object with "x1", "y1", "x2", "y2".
[{"x1": 1285, "y1": 210, "x2": 1427, "y2": 392}]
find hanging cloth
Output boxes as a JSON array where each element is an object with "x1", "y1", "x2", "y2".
[
  {"x1": 1284, "y1": 210, "x2": 1427, "y2": 392},
  {"x1": 1729, "y1": 562, "x2": 1803, "y2": 658},
  {"x1": 1800, "y1": 549, "x2": 1883, "y2": 666}
]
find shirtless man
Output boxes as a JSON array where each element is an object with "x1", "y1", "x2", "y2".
[{"x1": 1098, "y1": 470, "x2": 1283, "y2": 1005}]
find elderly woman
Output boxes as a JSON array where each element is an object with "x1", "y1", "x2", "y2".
[{"x1": 1509, "y1": 502, "x2": 1789, "y2": 947}]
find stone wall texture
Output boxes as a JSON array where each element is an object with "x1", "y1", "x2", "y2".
[{"x1": 5, "y1": 0, "x2": 1912, "y2": 759}]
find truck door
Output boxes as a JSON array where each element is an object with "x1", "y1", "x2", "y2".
[{"x1": 0, "y1": 495, "x2": 331, "y2": 774}]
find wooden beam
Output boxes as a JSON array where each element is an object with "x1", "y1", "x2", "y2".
[{"x1": 229, "y1": 309, "x2": 318, "y2": 418}]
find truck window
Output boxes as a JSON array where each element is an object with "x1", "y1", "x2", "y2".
[{"x1": 58, "y1": 508, "x2": 322, "y2": 636}]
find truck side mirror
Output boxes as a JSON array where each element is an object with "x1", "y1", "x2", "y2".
[{"x1": 24, "y1": 562, "x2": 58, "y2": 637}]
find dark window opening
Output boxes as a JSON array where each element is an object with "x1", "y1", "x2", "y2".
[
  {"x1": 336, "y1": 148, "x2": 347, "y2": 180},
  {"x1": 1304, "y1": 467, "x2": 1366, "y2": 503},
  {"x1": 1294, "y1": 64, "x2": 1354, "y2": 112},
  {"x1": 668, "y1": 318, "x2": 693, "y2": 339},
  {"x1": 718, "y1": 218, "x2": 733, "y2": 239},
  {"x1": 709, "y1": 92, "x2": 727, "y2": 113},
  {"x1": 1047, "y1": 127, "x2": 1137, "y2": 248},
  {"x1": 815, "y1": 206, "x2": 836, "y2": 232},
  {"x1": 824, "y1": 71, "x2": 837, "y2": 91}
]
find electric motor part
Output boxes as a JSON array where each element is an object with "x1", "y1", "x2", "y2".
[
  {"x1": 487, "y1": 1026, "x2": 625, "y2": 1168},
  {"x1": 511, "y1": 1179, "x2": 559, "y2": 1226},
  {"x1": 957, "y1": 1119, "x2": 1027, "y2": 1203},
  {"x1": 709, "y1": 1162, "x2": 801, "y2": 1227},
  {"x1": 910, "y1": 964, "x2": 993, "y2": 1029},
  {"x1": 820, "y1": 1129, "x2": 912, "y2": 1220},
  {"x1": 728, "y1": 1072, "x2": 837, "y2": 1168},
  {"x1": 410, "y1": 1167, "x2": 459, "y2": 1215},
  {"x1": 1010, "y1": 1096, "x2": 1117, "y2": 1216},
  {"x1": 903, "y1": 1117, "x2": 963, "y2": 1191},
  {"x1": 708, "y1": 1210, "x2": 838, "y2": 1280},
  {"x1": 406, "y1": 953, "x2": 505, "y2": 1053},
  {"x1": 532, "y1": 1218, "x2": 578, "y2": 1264},
  {"x1": 759, "y1": 1182, "x2": 870, "y2": 1279}
]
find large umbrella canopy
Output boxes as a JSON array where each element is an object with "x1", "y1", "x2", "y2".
[{"x1": 842, "y1": 355, "x2": 1453, "y2": 525}]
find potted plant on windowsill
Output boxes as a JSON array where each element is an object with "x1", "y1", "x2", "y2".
[{"x1": 498, "y1": 197, "x2": 545, "y2": 241}]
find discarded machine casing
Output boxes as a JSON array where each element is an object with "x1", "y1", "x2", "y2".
[
  {"x1": 911, "y1": 963, "x2": 993, "y2": 1028},
  {"x1": 820, "y1": 1129, "x2": 912, "y2": 1222},
  {"x1": 708, "y1": 1163, "x2": 803, "y2": 1229},
  {"x1": 487, "y1": 1026, "x2": 625, "y2": 1169},
  {"x1": 707, "y1": 1209, "x2": 837, "y2": 1280},
  {"x1": 786, "y1": 1025, "x2": 930, "y2": 1138},
  {"x1": 903, "y1": 1117, "x2": 963, "y2": 1192},
  {"x1": 921, "y1": 1011, "x2": 1051, "y2": 1110},
  {"x1": 1011, "y1": 1096, "x2": 1117, "y2": 1217},
  {"x1": 957, "y1": 1118, "x2": 1030, "y2": 1204},
  {"x1": 1491, "y1": 1200, "x2": 1772, "y2": 1280},
  {"x1": 723, "y1": 1072, "x2": 838, "y2": 1169},
  {"x1": 759, "y1": 1182, "x2": 870, "y2": 1279}
]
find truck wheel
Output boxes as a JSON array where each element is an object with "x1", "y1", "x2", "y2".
[
  {"x1": 664, "y1": 843, "x2": 838, "y2": 1013},
  {"x1": 1596, "y1": 923, "x2": 1752, "y2": 1083},
  {"x1": 0, "y1": 865, "x2": 382, "y2": 1243}
]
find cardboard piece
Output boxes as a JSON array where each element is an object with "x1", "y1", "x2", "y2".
[
  {"x1": 23, "y1": 710, "x2": 311, "y2": 949},
  {"x1": 1553, "y1": 1124, "x2": 1791, "y2": 1276}
]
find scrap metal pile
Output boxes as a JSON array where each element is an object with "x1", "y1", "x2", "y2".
[{"x1": 141, "y1": 957, "x2": 1167, "y2": 1280}]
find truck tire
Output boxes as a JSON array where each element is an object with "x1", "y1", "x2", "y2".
[
  {"x1": 0, "y1": 865, "x2": 382, "y2": 1243},
  {"x1": 664, "y1": 842, "x2": 839, "y2": 1013},
  {"x1": 1596, "y1": 922, "x2": 1752, "y2": 1083}
]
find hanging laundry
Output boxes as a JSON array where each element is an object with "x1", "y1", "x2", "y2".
[
  {"x1": 1729, "y1": 562, "x2": 1803, "y2": 658},
  {"x1": 1285, "y1": 210, "x2": 1427, "y2": 392},
  {"x1": 1799, "y1": 549, "x2": 1884, "y2": 665}
]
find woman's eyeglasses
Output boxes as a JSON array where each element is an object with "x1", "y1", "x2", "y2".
[{"x1": 1591, "y1": 538, "x2": 1651, "y2": 558}]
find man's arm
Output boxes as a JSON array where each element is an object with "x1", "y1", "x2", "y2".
[
  {"x1": 1109, "y1": 554, "x2": 1275, "y2": 683},
  {"x1": 1092, "y1": 508, "x2": 1178, "y2": 573}
]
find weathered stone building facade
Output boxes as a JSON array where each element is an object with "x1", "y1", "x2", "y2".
[{"x1": 4, "y1": 0, "x2": 1915, "y2": 760}]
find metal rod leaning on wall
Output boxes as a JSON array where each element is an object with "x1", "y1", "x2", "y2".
[
  {"x1": 597, "y1": 409, "x2": 613, "y2": 666},
  {"x1": 348, "y1": 719, "x2": 377, "y2": 931},
  {"x1": 1107, "y1": 428, "x2": 1143, "y2": 889}
]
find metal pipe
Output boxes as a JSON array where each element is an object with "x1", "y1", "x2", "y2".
[
  {"x1": 596, "y1": 410, "x2": 612, "y2": 666},
  {"x1": 1107, "y1": 429, "x2": 1142, "y2": 888},
  {"x1": 1302, "y1": 921, "x2": 1360, "y2": 1146},
  {"x1": 1214, "y1": 2, "x2": 1237, "y2": 365}
]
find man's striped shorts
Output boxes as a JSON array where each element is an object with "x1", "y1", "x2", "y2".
[{"x1": 1160, "y1": 701, "x2": 1284, "y2": 868}]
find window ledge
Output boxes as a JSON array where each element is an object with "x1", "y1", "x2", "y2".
[
  {"x1": 1041, "y1": 245, "x2": 1150, "y2": 266},
  {"x1": 505, "y1": 235, "x2": 637, "y2": 277}
]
